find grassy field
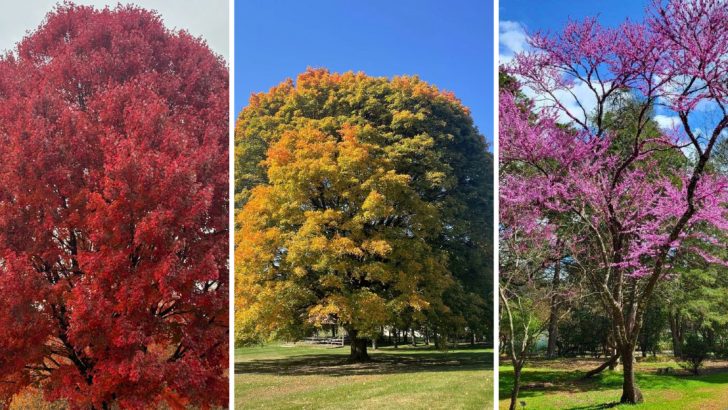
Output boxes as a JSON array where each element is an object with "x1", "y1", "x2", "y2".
[
  {"x1": 499, "y1": 357, "x2": 728, "y2": 409},
  {"x1": 235, "y1": 343, "x2": 492, "y2": 409}
]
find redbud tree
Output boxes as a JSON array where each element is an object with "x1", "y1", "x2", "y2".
[
  {"x1": 502, "y1": 0, "x2": 728, "y2": 404},
  {"x1": 0, "y1": 4, "x2": 228, "y2": 409}
]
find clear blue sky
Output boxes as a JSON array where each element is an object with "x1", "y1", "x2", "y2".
[
  {"x1": 500, "y1": 0, "x2": 647, "y2": 31},
  {"x1": 235, "y1": 0, "x2": 493, "y2": 147}
]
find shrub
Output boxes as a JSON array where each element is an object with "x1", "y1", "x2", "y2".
[{"x1": 679, "y1": 334, "x2": 710, "y2": 375}]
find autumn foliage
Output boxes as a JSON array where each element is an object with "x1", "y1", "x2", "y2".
[
  {"x1": 0, "y1": 4, "x2": 228, "y2": 409},
  {"x1": 235, "y1": 69, "x2": 492, "y2": 360}
]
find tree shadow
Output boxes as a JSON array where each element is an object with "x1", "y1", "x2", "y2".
[
  {"x1": 566, "y1": 403, "x2": 620, "y2": 410},
  {"x1": 499, "y1": 369, "x2": 610, "y2": 399},
  {"x1": 235, "y1": 347, "x2": 493, "y2": 377},
  {"x1": 499, "y1": 362, "x2": 728, "y2": 408}
]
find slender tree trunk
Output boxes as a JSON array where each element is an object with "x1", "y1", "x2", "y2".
[
  {"x1": 509, "y1": 360, "x2": 523, "y2": 410},
  {"x1": 411, "y1": 328, "x2": 417, "y2": 346},
  {"x1": 372, "y1": 326, "x2": 381, "y2": 350},
  {"x1": 582, "y1": 351, "x2": 620, "y2": 379},
  {"x1": 669, "y1": 312, "x2": 683, "y2": 358},
  {"x1": 619, "y1": 345, "x2": 643, "y2": 404},
  {"x1": 546, "y1": 260, "x2": 561, "y2": 359},
  {"x1": 609, "y1": 347, "x2": 618, "y2": 370},
  {"x1": 608, "y1": 336, "x2": 618, "y2": 370}
]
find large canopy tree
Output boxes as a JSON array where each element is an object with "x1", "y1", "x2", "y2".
[
  {"x1": 0, "y1": 4, "x2": 228, "y2": 409},
  {"x1": 502, "y1": 0, "x2": 728, "y2": 404},
  {"x1": 235, "y1": 69, "x2": 492, "y2": 360}
]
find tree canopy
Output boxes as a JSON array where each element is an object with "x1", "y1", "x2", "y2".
[
  {"x1": 0, "y1": 4, "x2": 229, "y2": 409},
  {"x1": 235, "y1": 69, "x2": 492, "y2": 360}
]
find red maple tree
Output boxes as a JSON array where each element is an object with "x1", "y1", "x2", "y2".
[{"x1": 0, "y1": 4, "x2": 228, "y2": 409}]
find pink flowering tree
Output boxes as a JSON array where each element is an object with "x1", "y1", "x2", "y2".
[{"x1": 501, "y1": 0, "x2": 728, "y2": 404}]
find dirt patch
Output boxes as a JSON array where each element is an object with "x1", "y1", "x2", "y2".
[
  {"x1": 526, "y1": 358, "x2": 609, "y2": 371},
  {"x1": 522, "y1": 357, "x2": 728, "y2": 376}
]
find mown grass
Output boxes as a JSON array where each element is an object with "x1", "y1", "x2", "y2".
[
  {"x1": 235, "y1": 343, "x2": 493, "y2": 409},
  {"x1": 499, "y1": 357, "x2": 728, "y2": 409}
]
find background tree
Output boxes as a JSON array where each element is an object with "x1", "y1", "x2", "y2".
[
  {"x1": 666, "y1": 248, "x2": 728, "y2": 358},
  {"x1": 235, "y1": 69, "x2": 492, "y2": 355},
  {"x1": 0, "y1": 4, "x2": 229, "y2": 409},
  {"x1": 499, "y1": 193, "x2": 584, "y2": 410},
  {"x1": 637, "y1": 298, "x2": 667, "y2": 358}
]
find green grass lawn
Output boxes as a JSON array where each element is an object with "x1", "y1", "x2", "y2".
[
  {"x1": 235, "y1": 343, "x2": 493, "y2": 409},
  {"x1": 499, "y1": 357, "x2": 728, "y2": 409}
]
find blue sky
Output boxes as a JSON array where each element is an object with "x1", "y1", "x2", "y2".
[
  {"x1": 235, "y1": 0, "x2": 493, "y2": 147},
  {"x1": 500, "y1": 0, "x2": 647, "y2": 33},
  {"x1": 499, "y1": 0, "x2": 651, "y2": 65}
]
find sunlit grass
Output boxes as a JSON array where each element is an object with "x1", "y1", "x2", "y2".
[
  {"x1": 235, "y1": 343, "x2": 493, "y2": 409},
  {"x1": 499, "y1": 358, "x2": 728, "y2": 410}
]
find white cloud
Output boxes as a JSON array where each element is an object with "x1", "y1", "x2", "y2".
[
  {"x1": 0, "y1": 1, "x2": 229, "y2": 61},
  {"x1": 500, "y1": 20, "x2": 612, "y2": 127},
  {"x1": 549, "y1": 81, "x2": 602, "y2": 125},
  {"x1": 499, "y1": 20, "x2": 529, "y2": 65},
  {"x1": 654, "y1": 114, "x2": 681, "y2": 130},
  {"x1": 499, "y1": 20, "x2": 596, "y2": 124}
]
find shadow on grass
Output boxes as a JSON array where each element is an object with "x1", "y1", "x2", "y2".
[
  {"x1": 235, "y1": 346, "x2": 493, "y2": 377},
  {"x1": 499, "y1": 363, "x2": 728, "y2": 409},
  {"x1": 565, "y1": 403, "x2": 620, "y2": 410}
]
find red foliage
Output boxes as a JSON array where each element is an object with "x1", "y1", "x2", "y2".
[{"x1": 0, "y1": 4, "x2": 228, "y2": 409}]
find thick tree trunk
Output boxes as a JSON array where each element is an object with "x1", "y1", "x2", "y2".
[
  {"x1": 620, "y1": 346, "x2": 643, "y2": 404},
  {"x1": 347, "y1": 328, "x2": 370, "y2": 362},
  {"x1": 546, "y1": 320, "x2": 558, "y2": 358},
  {"x1": 349, "y1": 337, "x2": 370, "y2": 362},
  {"x1": 509, "y1": 361, "x2": 523, "y2": 410}
]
